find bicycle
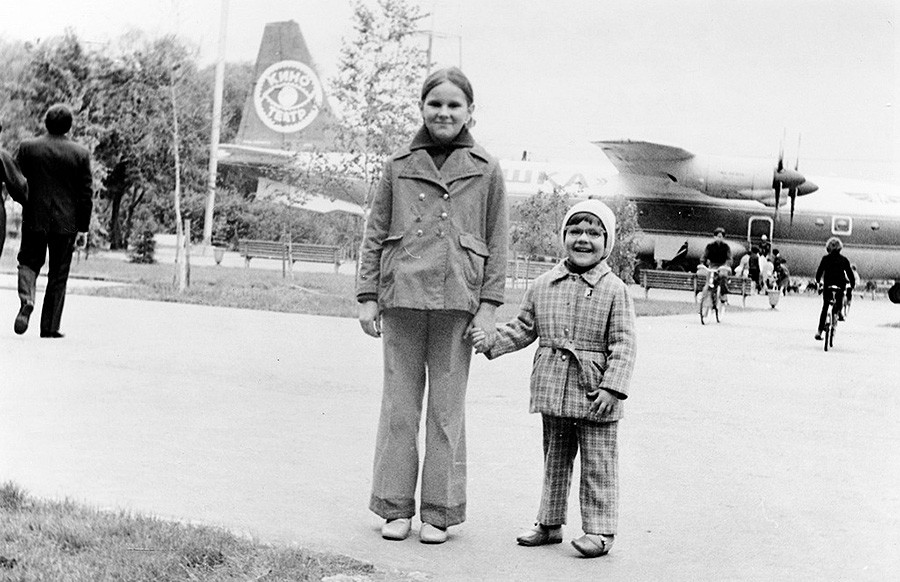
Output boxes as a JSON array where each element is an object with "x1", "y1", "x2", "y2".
[
  {"x1": 698, "y1": 265, "x2": 729, "y2": 325},
  {"x1": 820, "y1": 284, "x2": 844, "y2": 351}
]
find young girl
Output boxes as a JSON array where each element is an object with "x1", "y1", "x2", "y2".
[
  {"x1": 471, "y1": 199, "x2": 637, "y2": 558},
  {"x1": 356, "y1": 67, "x2": 508, "y2": 544}
]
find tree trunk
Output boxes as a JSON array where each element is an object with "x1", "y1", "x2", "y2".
[{"x1": 108, "y1": 190, "x2": 124, "y2": 250}]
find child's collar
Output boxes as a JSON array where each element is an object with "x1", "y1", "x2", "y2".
[{"x1": 549, "y1": 259, "x2": 611, "y2": 286}]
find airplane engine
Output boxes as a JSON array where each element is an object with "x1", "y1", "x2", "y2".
[{"x1": 684, "y1": 156, "x2": 778, "y2": 201}]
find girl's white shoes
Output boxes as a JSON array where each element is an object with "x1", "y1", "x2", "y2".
[
  {"x1": 381, "y1": 519, "x2": 448, "y2": 543},
  {"x1": 381, "y1": 518, "x2": 411, "y2": 540},
  {"x1": 419, "y1": 523, "x2": 448, "y2": 544}
]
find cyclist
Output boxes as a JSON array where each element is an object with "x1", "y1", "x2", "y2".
[
  {"x1": 701, "y1": 227, "x2": 733, "y2": 301},
  {"x1": 814, "y1": 236, "x2": 855, "y2": 341}
]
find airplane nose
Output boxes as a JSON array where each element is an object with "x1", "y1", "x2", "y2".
[
  {"x1": 775, "y1": 167, "x2": 806, "y2": 187},
  {"x1": 797, "y1": 181, "x2": 818, "y2": 196}
]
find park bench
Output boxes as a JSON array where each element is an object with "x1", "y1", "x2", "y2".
[
  {"x1": 238, "y1": 239, "x2": 342, "y2": 275},
  {"x1": 507, "y1": 258, "x2": 557, "y2": 289},
  {"x1": 640, "y1": 269, "x2": 753, "y2": 307}
]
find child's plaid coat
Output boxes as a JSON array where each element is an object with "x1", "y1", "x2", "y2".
[{"x1": 487, "y1": 260, "x2": 636, "y2": 421}]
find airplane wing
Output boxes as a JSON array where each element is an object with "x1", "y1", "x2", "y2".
[{"x1": 592, "y1": 140, "x2": 694, "y2": 175}]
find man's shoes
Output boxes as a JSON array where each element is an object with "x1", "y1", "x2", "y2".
[
  {"x1": 814, "y1": 333, "x2": 823, "y2": 340},
  {"x1": 380, "y1": 518, "x2": 411, "y2": 541},
  {"x1": 13, "y1": 304, "x2": 33, "y2": 335},
  {"x1": 516, "y1": 524, "x2": 562, "y2": 546},
  {"x1": 571, "y1": 533, "x2": 614, "y2": 558},
  {"x1": 419, "y1": 523, "x2": 448, "y2": 544},
  {"x1": 40, "y1": 331, "x2": 65, "y2": 339}
]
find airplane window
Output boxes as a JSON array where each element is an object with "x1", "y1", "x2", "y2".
[
  {"x1": 870, "y1": 222, "x2": 881, "y2": 231},
  {"x1": 832, "y1": 216, "x2": 852, "y2": 235},
  {"x1": 815, "y1": 218, "x2": 825, "y2": 227}
]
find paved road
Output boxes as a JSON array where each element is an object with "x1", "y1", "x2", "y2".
[{"x1": 1, "y1": 284, "x2": 898, "y2": 581}]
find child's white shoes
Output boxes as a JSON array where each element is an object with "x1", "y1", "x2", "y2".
[{"x1": 571, "y1": 533, "x2": 614, "y2": 558}]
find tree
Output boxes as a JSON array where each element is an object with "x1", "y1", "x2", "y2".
[
  {"x1": 86, "y1": 34, "x2": 211, "y2": 249},
  {"x1": 511, "y1": 187, "x2": 642, "y2": 280},
  {"x1": 603, "y1": 194, "x2": 641, "y2": 282},
  {"x1": 324, "y1": 0, "x2": 429, "y2": 207},
  {"x1": 511, "y1": 187, "x2": 572, "y2": 259}
]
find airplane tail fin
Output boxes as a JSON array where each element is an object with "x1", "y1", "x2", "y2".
[{"x1": 232, "y1": 21, "x2": 338, "y2": 152}]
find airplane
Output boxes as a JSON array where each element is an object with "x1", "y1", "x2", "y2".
[
  {"x1": 503, "y1": 142, "x2": 900, "y2": 303},
  {"x1": 218, "y1": 21, "x2": 900, "y2": 303}
]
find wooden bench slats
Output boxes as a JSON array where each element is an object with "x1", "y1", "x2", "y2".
[
  {"x1": 238, "y1": 239, "x2": 342, "y2": 275},
  {"x1": 640, "y1": 269, "x2": 753, "y2": 306}
]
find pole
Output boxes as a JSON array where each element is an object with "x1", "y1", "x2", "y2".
[
  {"x1": 171, "y1": 70, "x2": 187, "y2": 292},
  {"x1": 203, "y1": 0, "x2": 229, "y2": 247}
]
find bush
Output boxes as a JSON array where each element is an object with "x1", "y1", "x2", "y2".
[{"x1": 128, "y1": 228, "x2": 156, "y2": 263}]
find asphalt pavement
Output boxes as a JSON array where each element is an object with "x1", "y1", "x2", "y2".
[{"x1": 1, "y1": 271, "x2": 898, "y2": 581}]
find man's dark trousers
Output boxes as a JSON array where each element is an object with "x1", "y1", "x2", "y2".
[{"x1": 17, "y1": 231, "x2": 77, "y2": 335}]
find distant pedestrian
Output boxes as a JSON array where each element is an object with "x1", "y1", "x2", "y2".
[
  {"x1": 746, "y1": 246, "x2": 763, "y2": 293},
  {"x1": 356, "y1": 67, "x2": 508, "y2": 544},
  {"x1": 14, "y1": 104, "x2": 93, "y2": 338},
  {"x1": 0, "y1": 121, "x2": 29, "y2": 259},
  {"x1": 471, "y1": 199, "x2": 636, "y2": 558},
  {"x1": 758, "y1": 234, "x2": 771, "y2": 258}
]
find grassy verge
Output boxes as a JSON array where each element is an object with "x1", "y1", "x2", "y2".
[
  {"x1": 2, "y1": 251, "x2": 703, "y2": 319},
  {"x1": 0, "y1": 482, "x2": 410, "y2": 582}
]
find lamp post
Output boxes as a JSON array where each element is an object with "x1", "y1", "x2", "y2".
[{"x1": 203, "y1": 0, "x2": 229, "y2": 247}]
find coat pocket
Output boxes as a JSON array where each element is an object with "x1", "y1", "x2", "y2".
[
  {"x1": 576, "y1": 350, "x2": 607, "y2": 392},
  {"x1": 378, "y1": 233, "x2": 404, "y2": 293},
  {"x1": 458, "y1": 232, "x2": 489, "y2": 287}
]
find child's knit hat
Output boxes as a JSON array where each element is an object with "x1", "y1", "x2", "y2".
[{"x1": 560, "y1": 199, "x2": 617, "y2": 260}]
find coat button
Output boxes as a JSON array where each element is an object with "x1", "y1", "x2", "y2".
[
  {"x1": 561, "y1": 354, "x2": 567, "y2": 361},
  {"x1": 437, "y1": 231, "x2": 445, "y2": 237},
  {"x1": 440, "y1": 212, "x2": 448, "y2": 220},
  {"x1": 443, "y1": 193, "x2": 449, "y2": 200},
  {"x1": 416, "y1": 229, "x2": 424, "y2": 237},
  {"x1": 418, "y1": 193, "x2": 426, "y2": 200}
]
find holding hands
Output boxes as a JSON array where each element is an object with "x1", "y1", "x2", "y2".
[
  {"x1": 467, "y1": 303, "x2": 497, "y2": 353},
  {"x1": 467, "y1": 326, "x2": 494, "y2": 353}
]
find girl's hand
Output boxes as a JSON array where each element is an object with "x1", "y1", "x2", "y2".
[
  {"x1": 469, "y1": 303, "x2": 497, "y2": 348},
  {"x1": 468, "y1": 327, "x2": 493, "y2": 353},
  {"x1": 358, "y1": 301, "x2": 381, "y2": 338},
  {"x1": 587, "y1": 388, "x2": 617, "y2": 416}
]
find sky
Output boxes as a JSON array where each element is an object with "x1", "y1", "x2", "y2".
[{"x1": 1, "y1": 0, "x2": 897, "y2": 183}]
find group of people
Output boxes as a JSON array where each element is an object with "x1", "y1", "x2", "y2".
[
  {"x1": 356, "y1": 67, "x2": 636, "y2": 558},
  {"x1": 700, "y1": 226, "x2": 856, "y2": 340},
  {"x1": 731, "y1": 234, "x2": 791, "y2": 295},
  {"x1": 4, "y1": 67, "x2": 866, "y2": 562},
  {"x1": 1, "y1": 104, "x2": 93, "y2": 339}
]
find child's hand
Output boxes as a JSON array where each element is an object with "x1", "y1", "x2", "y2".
[
  {"x1": 467, "y1": 327, "x2": 493, "y2": 354},
  {"x1": 587, "y1": 388, "x2": 617, "y2": 417}
]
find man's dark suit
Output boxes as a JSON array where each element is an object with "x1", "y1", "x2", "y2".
[{"x1": 15, "y1": 133, "x2": 92, "y2": 336}]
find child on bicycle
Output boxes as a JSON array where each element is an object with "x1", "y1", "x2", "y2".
[
  {"x1": 468, "y1": 199, "x2": 636, "y2": 558},
  {"x1": 814, "y1": 236, "x2": 855, "y2": 340}
]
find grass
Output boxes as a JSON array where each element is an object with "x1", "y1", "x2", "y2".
[
  {"x1": 0, "y1": 482, "x2": 395, "y2": 582},
  {"x1": 1, "y1": 249, "x2": 703, "y2": 320}
]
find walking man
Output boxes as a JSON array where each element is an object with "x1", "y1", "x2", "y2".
[{"x1": 14, "y1": 104, "x2": 93, "y2": 338}]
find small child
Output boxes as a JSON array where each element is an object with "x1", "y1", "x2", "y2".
[{"x1": 470, "y1": 199, "x2": 636, "y2": 558}]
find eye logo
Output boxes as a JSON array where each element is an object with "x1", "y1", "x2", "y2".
[{"x1": 253, "y1": 60, "x2": 323, "y2": 133}]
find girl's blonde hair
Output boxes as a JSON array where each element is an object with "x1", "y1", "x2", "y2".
[{"x1": 825, "y1": 236, "x2": 843, "y2": 253}]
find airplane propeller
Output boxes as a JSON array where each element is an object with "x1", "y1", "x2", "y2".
[{"x1": 772, "y1": 138, "x2": 808, "y2": 224}]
